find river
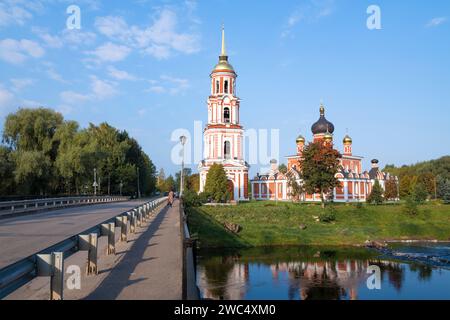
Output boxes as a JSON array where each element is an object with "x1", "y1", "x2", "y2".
[{"x1": 196, "y1": 243, "x2": 450, "y2": 300}]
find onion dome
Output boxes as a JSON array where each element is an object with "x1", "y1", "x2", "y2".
[
  {"x1": 296, "y1": 135, "x2": 305, "y2": 143},
  {"x1": 311, "y1": 103, "x2": 335, "y2": 135},
  {"x1": 212, "y1": 26, "x2": 235, "y2": 73},
  {"x1": 343, "y1": 134, "x2": 352, "y2": 144},
  {"x1": 324, "y1": 132, "x2": 333, "y2": 142}
]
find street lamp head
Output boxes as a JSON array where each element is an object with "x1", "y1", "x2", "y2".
[{"x1": 180, "y1": 135, "x2": 187, "y2": 146}]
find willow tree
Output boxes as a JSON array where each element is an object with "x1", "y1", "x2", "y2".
[{"x1": 300, "y1": 141, "x2": 341, "y2": 208}]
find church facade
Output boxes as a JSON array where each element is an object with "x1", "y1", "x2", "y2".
[
  {"x1": 251, "y1": 104, "x2": 397, "y2": 202},
  {"x1": 198, "y1": 27, "x2": 250, "y2": 201}
]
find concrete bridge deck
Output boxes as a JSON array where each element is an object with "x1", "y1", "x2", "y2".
[
  {"x1": 0, "y1": 199, "x2": 150, "y2": 269},
  {"x1": 5, "y1": 200, "x2": 183, "y2": 300}
]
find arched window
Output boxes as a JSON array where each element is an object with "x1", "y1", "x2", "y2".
[
  {"x1": 224, "y1": 107, "x2": 230, "y2": 123},
  {"x1": 224, "y1": 80, "x2": 229, "y2": 93},
  {"x1": 224, "y1": 141, "x2": 231, "y2": 159}
]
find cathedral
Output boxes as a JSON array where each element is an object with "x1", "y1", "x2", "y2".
[
  {"x1": 199, "y1": 27, "x2": 396, "y2": 203},
  {"x1": 251, "y1": 104, "x2": 397, "y2": 202},
  {"x1": 198, "y1": 27, "x2": 250, "y2": 200}
]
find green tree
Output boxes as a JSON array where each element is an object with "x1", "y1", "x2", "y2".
[
  {"x1": 204, "y1": 163, "x2": 229, "y2": 203},
  {"x1": 278, "y1": 163, "x2": 288, "y2": 174},
  {"x1": 157, "y1": 168, "x2": 166, "y2": 192},
  {"x1": 287, "y1": 174, "x2": 303, "y2": 202},
  {"x1": 3, "y1": 108, "x2": 64, "y2": 194},
  {"x1": 417, "y1": 172, "x2": 436, "y2": 198},
  {"x1": 0, "y1": 107, "x2": 157, "y2": 197},
  {"x1": 187, "y1": 173, "x2": 200, "y2": 193},
  {"x1": 403, "y1": 196, "x2": 419, "y2": 215},
  {"x1": 367, "y1": 180, "x2": 384, "y2": 205},
  {"x1": 441, "y1": 180, "x2": 450, "y2": 204},
  {"x1": 399, "y1": 175, "x2": 413, "y2": 198},
  {"x1": 0, "y1": 146, "x2": 15, "y2": 195},
  {"x1": 165, "y1": 175, "x2": 176, "y2": 192},
  {"x1": 300, "y1": 142, "x2": 341, "y2": 208},
  {"x1": 412, "y1": 182, "x2": 428, "y2": 204},
  {"x1": 384, "y1": 178, "x2": 398, "y2": 201}
]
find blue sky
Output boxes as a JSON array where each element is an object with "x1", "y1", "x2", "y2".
[{"x1": 0, "y1": 0, "x2": 449, "y2": 176}]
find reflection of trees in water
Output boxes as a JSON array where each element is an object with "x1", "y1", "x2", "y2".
[
  {"x1": 200, "y1": 256, "x2": 236, "y2": 299},
  {"x1": 409, "y1": 263, "x2": 433, "y2": 281},
  {"x1": 370, "y1": 260, "x2": 405, "y2": 292}
]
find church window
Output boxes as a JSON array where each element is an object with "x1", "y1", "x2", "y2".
[
  {"x1": 224, "y1": 141, "x2": 231, "y2": 159},
  {"x1": 216, "y1": 80, "x2": 219, "y2": 94},
  {"x1": 224, "y1": 80, "x2": 229, "y2": 93},
  {"x1": 224, "y1": 107, "x2": 230, "y2": 123}
]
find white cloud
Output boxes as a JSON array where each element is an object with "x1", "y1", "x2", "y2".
[
  {"x1": 11, "y1": 78, "x2": 34, "y2": 92},
  {"x1": 95, "y1": 8, "x2": 200, "y2": 60},
  {"x1": 281, "y1": 0, "x2": 335, "y2": 38},
  {"x1": 0, "y1": 38, "x2": 45, "y2": 64},
  {"x1": 107, "y1": 66, "x2": 137, "y2": 81},
  {"x1": 0, "y1": 1, "x2": 33, "y2": 28},
  {"x1": 0, "y1": 84, "x2": 43, "y2": 117},
  {"x1": 0, "y1": 86, "x2": 14, "y2": 109},
  {"x1": 60, "y1": 76, "x2": 118, "y2": 105},
  {"x1": 90, "y1": 76, "x2": 118, "y2": 99},
  {"x1": 60, "y1": 91, "x2": 91, "y2": 104},
  {"x1": 147, "y1": 85, "x2": 166, "y2": 94},
  {"x1": 86, "y1": 42, "x2": 131, "y2": 63},
  {"x1": 146, "y1": 75, "x2": 189, "y2": 95},
  {"x1": 426, "y1": 17, "x2": 447, "y2": 28}
]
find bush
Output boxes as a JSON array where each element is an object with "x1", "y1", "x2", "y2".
[
  {"x1": 182, "y1": 190, "x2": 203, "y2": 208},
  {"x1": 402, "y1": 196, "x2": 419, "y2": 215},
  {"x1": 319, "y1": 205, "x2": 337, "y2": 223},
  {"x1": 412, "y1": 182, "x2": 428, "y2": 204}
]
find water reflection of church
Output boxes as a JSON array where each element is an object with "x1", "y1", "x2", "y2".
[{"x1": 198, "y1": 258, "x2": 406, "y2": 300}]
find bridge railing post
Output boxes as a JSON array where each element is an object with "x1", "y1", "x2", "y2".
[
  {"x1": 118, "y1": 215, "x2": 127, "y2": 242},
  {"x1": 78, "y1": 233, "x2": 98, "y2": 275},
  {"x1": 37, "y1": 252, "x2": 64, "y2": 300}
]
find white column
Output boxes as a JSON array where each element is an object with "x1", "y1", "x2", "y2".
[
  {"x1": 344, "y1": 181, "x2": 348, "y2": 202},
  {"x1": 240, "y1": 172, "x2": 245, "y2": 200}
]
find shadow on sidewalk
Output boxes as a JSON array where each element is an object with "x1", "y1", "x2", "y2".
[{"x1": 84, "y1": 204, "x2": 170, "y2": 300}]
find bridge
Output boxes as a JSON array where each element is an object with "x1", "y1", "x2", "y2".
[{"x1": 0, "y1": 197, "x2": 199, "y2": 300}]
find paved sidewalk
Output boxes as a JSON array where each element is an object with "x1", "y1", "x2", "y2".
[{"x1": 85, "y1": 200, "x2": 183, "y2": 300}]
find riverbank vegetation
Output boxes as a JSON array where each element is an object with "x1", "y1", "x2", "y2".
[
  {"x1": 384, "y1": 156, "x2": 450, "y2": 203},
  {"x1": 0, "y1": 108, "x2": 157, "y2": 198},
  {"x1": 186, "y1": 201, "x2": 450, "y2": 248}
]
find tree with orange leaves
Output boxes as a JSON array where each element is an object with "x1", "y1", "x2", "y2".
[{"x1": 300, "y1": 141, "x2": 341, "y2": 208}]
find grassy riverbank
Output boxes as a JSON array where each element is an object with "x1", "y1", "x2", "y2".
[{"x1": 186, "y1": 201, "x2": 450, "y2": 248}]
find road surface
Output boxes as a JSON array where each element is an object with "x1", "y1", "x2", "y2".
[{"x1": 0, "y1": 199, "x2": 151, "y2": 269}]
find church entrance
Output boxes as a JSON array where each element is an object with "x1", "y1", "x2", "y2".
[{"x1": 227, "y1": 180, "x2": 234, "y2": 201}]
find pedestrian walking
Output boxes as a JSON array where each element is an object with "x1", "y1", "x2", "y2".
[{"x1": 168, "y1": 190, "x2": 174, "y2": 207}]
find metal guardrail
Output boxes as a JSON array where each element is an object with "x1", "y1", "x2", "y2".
[
  {"x1": 0, "y1": 196, "x2": 129, "y2": 217},
  {"x1": 0, "y1": 197, "x2": 168, "y2": 300},
  {"x1": 180, "y1": 201, "x2": 200, "y2": 300}
]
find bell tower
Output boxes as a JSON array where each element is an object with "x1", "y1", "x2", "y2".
[{"x1": 199, "y1": 26, "x2": 249, "y2": 201}]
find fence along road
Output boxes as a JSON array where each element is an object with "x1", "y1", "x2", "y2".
[{"x1": 0, "y1": 199, "x2": 153, "y2": 269}]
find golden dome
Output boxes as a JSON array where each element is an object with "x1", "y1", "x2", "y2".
[
  {"x1": 213, "y1": 57, "x2": 235, "y2": 72},
  {"x1": 343, "y1": 134, "x2": 352, "y2": 144},
  {"x1": 296, "y1": 135, "x2": 305, "y2": 143},
  {"x1": 324, "y1": 132, "x2": 333, "y2": 141}
]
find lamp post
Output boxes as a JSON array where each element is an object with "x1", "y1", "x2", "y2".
[
  {"x1": 137, "y1": 167, "x2": 141, "y2": 199},
  {"x1": 93, "y1": 168, "x2": 98, "y2": 196},
  {"x1": 180, "y1": 135, "x2": 187, "y2": 197}
]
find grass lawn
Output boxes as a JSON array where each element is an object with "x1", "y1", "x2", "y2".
[{"x1": 186, "y1": 201, "x2": 450, "y2": 248}]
